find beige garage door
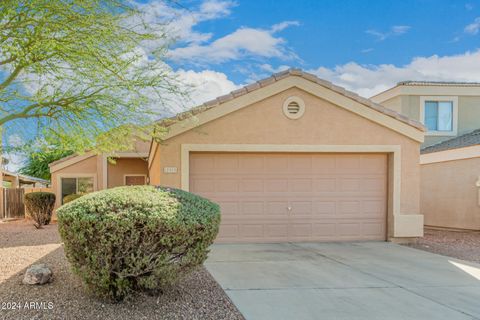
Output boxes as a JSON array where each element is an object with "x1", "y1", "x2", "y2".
[{"x1": 190, "y1": 153, "x2": 387, "y2": 243}]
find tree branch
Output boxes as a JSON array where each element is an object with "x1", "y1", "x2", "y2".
[
  {"x1": 0, "y1": 55, "x2": 16, "y2": 66},
  {"x1": 0, "y1": 64, "x2": 24, "y2": 91}
]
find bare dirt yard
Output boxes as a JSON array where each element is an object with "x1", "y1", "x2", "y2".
[
  {"x1": 0, "y1": 220, "x2": 244, "y2": 320},
  {"x1": 405, "y1": 228, "x2": 480, "y2": 263}
]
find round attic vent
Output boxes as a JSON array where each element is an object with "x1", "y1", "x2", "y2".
[{"x1": 283, "y1": 96, "x2": 305, "y2": 119}]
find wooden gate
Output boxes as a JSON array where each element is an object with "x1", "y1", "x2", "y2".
[{"x1": 1, "y1": 188, "x2": 25, "y2": 219}]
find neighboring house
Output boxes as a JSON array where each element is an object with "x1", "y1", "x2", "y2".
[
  {"x1": 420, "y1": 129, "x2": 480, "y2": 230},
  {"x1": 0, "y1": 170, "x2": 51, "y2": 220},
  {"x1": 371, "y1": 81, "x2": 480, "y2": 148},
  {"x1": 1, "y1": 170, "x2": 50, "y2": 188},
  {"x1": 372, "y1": 82, "x2": 480, "y2": 231},
  {"x1": 49, "y1": 140, "x2": 149, "y2": 209},
  {"x1": 148, "y1": 69, "x2": 425, "y2": 243}
]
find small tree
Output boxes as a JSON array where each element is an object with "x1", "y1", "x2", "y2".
[
  {"x1": 0, "y1": 0, "x2": 182, "y2": 158},
  {"x1": 19, "y1": 148, "x2": 73, "y2": 180}
]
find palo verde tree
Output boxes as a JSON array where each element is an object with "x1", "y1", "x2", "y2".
[
  {"x1": 0, "y1": 0, "x2": 183, "y2": 160},
  {"x1": 19, "y1": 148, "x2": 73, "y2": 180}
]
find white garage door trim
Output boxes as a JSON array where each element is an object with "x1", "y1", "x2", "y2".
[{"x1": 180, "y1": 144, "x2": 401, "y2": 238}]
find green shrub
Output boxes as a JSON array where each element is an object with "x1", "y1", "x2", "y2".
[
  {"x1": 57, "y1": 185, "x2": 221, "y2": 301},
  {"x1": 24, "y1": 192, "x2": 56, "y2": 228},
  {"x1": 62, "y1": 193, "x2": 84, "y2": 204}
]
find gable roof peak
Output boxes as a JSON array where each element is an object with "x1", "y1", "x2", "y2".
[{"x1": 163, "y1": 68, "x2": 425, "y2": 132}]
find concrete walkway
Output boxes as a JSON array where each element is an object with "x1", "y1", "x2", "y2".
[{"x1": 205, "y1": 242, "x2": 480, "y2": 320}]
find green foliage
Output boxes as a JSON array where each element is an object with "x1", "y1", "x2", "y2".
[
  {"x1": 0, "y1": 0, "x2": 184, "y2": 155},
  {"x1": 24, "y1": 192, "x2": 56, "y2": 228},
  {"x1": 57, "y1": 186, "x2": 221, "y2": 301},
  {"x1": 62, "y1": 193, "x2": 84, "y2": 204},
  {"x1": 19, "y1": 148, "x2": 73, "y2": 180}
]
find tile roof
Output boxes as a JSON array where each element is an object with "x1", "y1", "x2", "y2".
[
  {"x1": 398, "y1": 81, "x2": 480, "y2": 87},
  {"x1": 161, "y1": 68, "x2": 425, "y2": 131},
  {"x1": 421, "y1": 129, "x2": 480, "y2": 154}
]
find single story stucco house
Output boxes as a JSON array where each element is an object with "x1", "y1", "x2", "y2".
[
  {"x1": 49, "y1": 139, "x2": 149, "y2": 209},
  {"x1": 50, "y1": 69, "x2": 426, "y2": 243}
]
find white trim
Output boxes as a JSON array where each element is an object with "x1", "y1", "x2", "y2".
[
  {"x1": 123, "y1": 174, "x2": 147, "y2": 185},
  {"x1": 161, "y1": 77, "x2": 424, "y2": 143},
  {"x1": 420, "y1": 145, "x2": 480, "y2": 164},
  {"x1": 56, "y1": 173, "x2": 97, "y2": 208},
  {"x1": 370, "y1": 86, "x2": 402, "y2": 103},
  {"x1": 419, "y1": 96, "x2": 458, "y2": 137},
  {"x1": 371, "y1": 85, "x2": 480, "y2": 103},
  {"x1": 50, "y1": 153, "x2": 96, "y2": 173},
  {"x1": 282, "y1": 96, "x2": 306, "y2": 120},
  {"x1": 179, "y1": 143, "x2": 418, "y2": 238}
]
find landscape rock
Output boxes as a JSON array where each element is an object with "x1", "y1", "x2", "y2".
[{"x1": 23, "y1": 264, "x2": 53, "y2": 285}]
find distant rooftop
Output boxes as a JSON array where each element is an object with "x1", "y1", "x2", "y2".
[
  {"x1": 421, "y1": 129, "x2": 480, "y2": 154},
  {"x1": 398, "y1": 81, "x2": 480, "y2": 87},
  {"x1": 1, "y1": 170, "x2": 50, "y2": 185}
]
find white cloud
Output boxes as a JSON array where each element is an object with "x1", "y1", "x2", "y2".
[
  {"x1": 174, "y1": 69, "x2": 239, "y2": 108},
  {"x1": 134, "y1": 1, "x2": 299, "y2": 64},
  {"x1": 233, "y1": 63, "x2": 291, "y2": 83},
  {"x1": 270, "y1": 21, "x2": 300, "y2": 33},
  {"x1": 169, "y1": 22, "x2": 299, "y2": 63},
  {"x1": 465, "y1": 17, "x2": 480, "y2": 34},
  {"x1": 391, "y1": 25, "x2": 410, "y2": 34},
  {"x1": 4, "y1": 134, "x2": 25, "y2": 172},
  {"x1": 308, "y1": 50, "x2": 480, "y2": 97},
  {"x1": 134, "y1": 0, "x2": 236, "y2": 46},
  {"x1": 361, "y1": 48, "x2": 374, "y2": 53},
  {"x1": 366, "y1": 25, "x2": 411, "y2": 41},
  {"x1": 169, "y1": 49, "x2": 480, "y2": 113}
]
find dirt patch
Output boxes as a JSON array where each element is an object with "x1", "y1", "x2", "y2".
[
  {"x1": 0, "y1": 220, "x2": 244, "y2": 320},
  {"x1": 405, "y1": 228, "x2": 480, "y2": 263}
]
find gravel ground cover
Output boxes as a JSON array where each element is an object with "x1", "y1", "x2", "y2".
[
  {"x1": 405, "y1": 228, "x2": 480, "y2": 263},
  {"x1": 0, "y1": 220, "x2": 244, "y2": 320}
]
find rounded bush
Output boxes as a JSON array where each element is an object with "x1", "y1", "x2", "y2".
[
  {"x1": 57, "y1": 186, "x2": 220, "y2": 301},
  {"x1": 24, "y1": 192, "x2": 56, "y2": 228},
  {"x1": 62, "y1": 193, "x2": 84, "y2": 204}
]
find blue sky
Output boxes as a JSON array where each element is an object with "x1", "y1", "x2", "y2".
[
  {"x1": 138, "y1": 0, "x2": 480, "y2": 101},
  {"x1": 5, "y1": 0, "x2": 480, "y2": 171},
  {"x1": 169, "y1": 0, "x2": 477, "y2": 74}
]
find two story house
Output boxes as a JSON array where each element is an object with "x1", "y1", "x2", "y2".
[{"x1": 372, "y1": 82, "x2": 480, "y2": 231}]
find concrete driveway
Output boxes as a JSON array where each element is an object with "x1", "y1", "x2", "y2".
[{"x1": 205, "y1": 242, "x2": 480, "y2": 320}]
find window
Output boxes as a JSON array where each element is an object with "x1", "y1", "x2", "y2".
[
  {"x1": 425, "y1": 101, "x2": 453, "y2": 131},
  {"x1": 61, "y1": 177, "x2": 94, "y2": 204},
  {"x1": 124, "y1": 175, "x2": 146, "y2": 186},
  {"x1": 420, "y1": 96, "x2": 458, "y2": 136}
]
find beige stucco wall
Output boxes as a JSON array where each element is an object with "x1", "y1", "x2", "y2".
[
  {"x1": 380, "y1": 94, "x2": 480, "y2": 148},
  {"x1": 51, "y1": 155, "x2": 100, "y2": 210},
  {"x1": 107, "y1": 158, "x2": 148, "y2": 188},
  {"x1": 150, "y1": 87, "x2": 421, "y2": 227},
  {"x1": 379, "y1": 96, "x2": 402, "y2": 114},
  {"x1": 421, "y1": 157, "x2": 480, "y2": 230},
  {"x1": 51, "y1": 154, "x2": 148, "y2": 211}
]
